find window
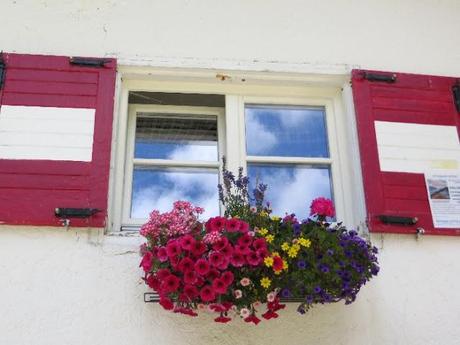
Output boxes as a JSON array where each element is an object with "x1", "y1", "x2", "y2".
[{"x1": 111, "y1": 73, "x2": 354, "y2": 232}]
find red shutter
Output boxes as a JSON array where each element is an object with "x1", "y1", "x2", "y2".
[
  {"x1": 352, "y1": 69, "x2": 460, "y2": 236},
  {"x1": 0, "y1": 53, "x2": 116, "y2": 227}
]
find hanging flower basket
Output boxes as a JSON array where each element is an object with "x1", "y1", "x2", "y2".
[{"x1": 139, "y1": 166, "x2": 379, "y2": 324}]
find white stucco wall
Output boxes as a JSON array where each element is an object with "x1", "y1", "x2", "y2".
[{"x1": 1, "y1": 1, "x2": 460, "y2": 345}]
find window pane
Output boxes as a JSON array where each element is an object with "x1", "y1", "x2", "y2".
[
  {"x1": 245, "y1": 105, "x2": 329, "y2": 157},
  {"x1": 134, "y1": 115, "x2": 218, "y2": 161},
  {"x1": 131, "y1": 167, "x2": 219, "y2": 219},
  {"x1": 248, "y1": 164, "x2": 333, "y2": 220}
]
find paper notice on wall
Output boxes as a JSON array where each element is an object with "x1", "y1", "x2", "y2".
[{"x1": 424, "y1": 171, "x2": 460, "y2": 228}]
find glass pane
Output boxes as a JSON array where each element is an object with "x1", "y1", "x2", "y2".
[
  {"x1": 134, "y1": 114, "x2": 218, "y2": 161},
  {"x1": 248, "y1": 164, "x2": 333, "y2": 220},
  {"x1": 131, "y1": 167, "x2": 219, "y2": 220},
  {"x1": 245, "y1": 105, "x2": 329, "y2": 157}
]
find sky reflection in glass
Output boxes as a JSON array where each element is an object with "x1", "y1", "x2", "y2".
[
  {"x1": 248, "y1": 164, "x2": 332, "y2": 220},
  {"x1": 131, "y1": 168, "x2": 219, "y2": 220},
  {"x1": 134, "y1": 115, "x2": 218, "y2": 161},
  {"x1": 245, "y1": 105, "x2": 329, "y2": 157}
]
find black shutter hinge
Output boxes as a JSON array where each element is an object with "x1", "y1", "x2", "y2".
[
  {"x1": 363, "y1": 72, "x2": 397, "y2": 83},
  {"x1": 378, "y1": 215, "x2": 418, "y2": 226},
  {"x1": 69, "y1": 57, "x2": 110, "y2": 68},
  {"x1": 0, "y1": 54, "x2": 6, "y2": 90},
  {"x1": 452, "y1": 82, "x2": 460, "y2": 113}
]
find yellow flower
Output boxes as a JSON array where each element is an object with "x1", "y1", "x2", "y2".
[
  {"x1": 260, "y1": 211, "x2": 268, "y2": 218},
  {"x1": 258, "y1": 228, "x2": 268, "y2": 236},
  {"x1": 291, "y1": 243, "x2": 301, "y2": 252},
  {"x1": 271, "y1": 216, "x2": 281, "y2": 221},
  {"x1": 281, "y1": 242, "x2": 290, "y2": 251},
  {"x1": 288, "y1": 247, "x2": 299, "y2": 258},
  {"x1": 264, "y1": 257, "x2": 274, "y2": 267},
  {"x1": 283, "y1": 260, "x2": 289, "y2": 270},
  {"x1": 265, "y1": 234, "x2": 274, "y2": 243},
  {"x1": 298, "y1": 238, "x2": 311, "y2": 248},
  {"x1": 260, "y1": 277, "x2": 271, "y2": 289},
  {"x1": 271, "y1": 251, "x2": 280, "y2": 257}
]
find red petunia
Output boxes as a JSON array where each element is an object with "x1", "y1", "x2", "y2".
[
  {"x1": 209, "y1": 251, "x2": 225, "y2": 267},
  {"x1": 252, "y1": 238, "x2": 267, "y2": 251},
  {"x1": 217, "y1": 256, "x2": 230, "y2": 270},
  {"x1": 156, "y1": 268, "x2": 171, "y2": 280},
  {"x1": 146, "y1": 274, "x2": 160, "y2": 290},
  {"x1": 139, "y1": 251, "x2": 153, "y2": 272},
  {"x1": 183, "y1": 284, "x2": 199, "y2": 299},
  {"x1": 244, "y1": 314, "x2": 261, "y2": 325},
  {"x1": 195, "y1": 275, "x2": 205, "y2": 287},
  {"x1": 212, "y1": 237, "x2": 229, "y2": 251},
  {"x1": 157, "y1": 247, "x2": 168, "y2": 262},
  {"x1": 212, "y1": 278, "x2": 228, "y2": 294},
  {"x1": 230, "y1": 252, "x2": 245, "y2": 267},
  {"x1": 200, "y1": 285, "x2": 216, "y2": 302},
  {"x1": 161, "y1": 274, "x2": 180, "y2": 293},
  {"x1": 195, "y1": 258, "x2": 211, "y2": 276},
  {"x1": 256, "y1": 247, "x2": 269, "y2": 259},
  {"x1": 272, "y1": 255, "x2": 284, "y2": 272},
  {"x1": 234, "y1": 244, "x2": 251, "y2": 255},
  {"x1": 262, "y1": 310, "x2": 279, "y2": 320},
  {"x1": 206, "y1": 217, "x2": 226, "y2": 233},
  {"x1": 238, "y1": 220, "x2": 250, "y2": 233},
  {"x1": 225, "y1": 218, "x2": 240, "y2": 232},
  {"x1": 246, "y1": 251, "x2": 261, "y2": 266},
  {"x1": 179, "y1": 235, "x2": 196, "y2": 251},
  {"x1": 221, "y1": 271, "x2": 234, "y2": 286},
  {"x1": 206, "y1": 268, "x2": 220, "y2": 281},
  {"x1": 183, "y1": 270, "x2": 198, "y2": 284},
  {"x1": 238, "y1": 234, "x2": 253, "y2": 247},
  {"x1": 191, "y1": 241, "x2": 207, "y2": 257},
  {"x1": 178, "y1": 257, "x2": 195, "y2": 272},
  {"x1": 166, "y1": 240, "x2": 181, "y2": 257},
  {"x1": 220, "y1": 243, "x2": 234, "y2": 258},
  {"x1": 159, "y1": 296, "x2": 174, "y2": 310},
  {"x1": 214, "y1": 315, "x2": 232, "y2": 323}
]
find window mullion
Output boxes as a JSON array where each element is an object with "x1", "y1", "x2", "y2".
[
  {"x1": 133, "y1": 158, "x2": 220, "y2": 169},
  {"x1": 246, "y1": 156, "x2": 332, "y2": 165}
]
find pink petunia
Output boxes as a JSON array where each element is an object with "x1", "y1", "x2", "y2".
[
  {"x1": 161, "y1": 274, "x2": 180, "y2": 293},
  {"x1": 139, "y1": 251, "x2": 153, "y2": 272},
  {"x1": 206, "y1": 268, "x2": 220, "y2": 281},
  {"x1": 237, "y1": 234, "x2": 253, "y2": 247},
  {"x1": 159, "y1": 296, "x2": 174, "y2": 310},
  {"x1": 183, "y1": 285, "x2": 199, "y2": 299},
  {"x1": 183, "y1": 270, "x2": 198, "y2": 285},
  {"x1": 157, "y1": 247, "x2": 168, "y2": 262},
  {"x1": 179, "y1": 235, "x2": 196, "y2": 251},
  {"x1": 238, "y1": 220, "x2": 250, "y2": 233},
  {"x1": 252, "y1": 238, "x2": 267, "y2": 251},
  {"x1": 221, "y1": 271, "x2": 234, "y2": 286},
  {"x1": 209, "y1": 251, "x2": 225, "y2": 268},
  {"x1": 156, "y1": 268, "x2": 171, "y2": 280},
  {"x1": 219, "y1": 243, "x2": 234, "y2": 258},
  {"x1": 225, "y1": 218, "x2": 240, "y2": 232},
  {"x1": 166, "y1": 240, "x2": 181, "y2": 257},
  {"x1": 246, "y1": 251, "x2": 261, "y2": 266},
  {"x1": 191, "y1": 241, "x2": 207, "y2": 257},
  {"x1": 178, "y1": 257, "x2": 195, "y2": 272},
  {"x1": 230, "y1": 252, "x2": 245, "y2": 267},
  {"x1": 212, "y1": 278, "x2": 228, "y2": 294},
  {"x1": 212, "y1": 237, "x2": 229, "y2": 251}
]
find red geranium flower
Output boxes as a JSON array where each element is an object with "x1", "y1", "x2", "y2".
[
  {"x1": 246, "y1": 251, "x2": 261, "y2": 266},
  {"x1": 221, "y1": 271, "x2": 234, "y2": 286},
  {"x1": 183, "y1": 270, "x2": 198, "y2": 284},
  {"x1": 139, "y1": 251, "x2": 153, "y2": 272},
  {"x1": 310, "y1": 197, "x2": 335, "y2": 217},
  {"x1": 230, "y1": 252, "x2": 245, "y2": 267},
  {"x1": 178, "y1": 257, "x2": 195, "y2": 272},
  {"x1": 179, "y1": 235, "x2": 196, "y2": 251},
  {"x1": 272, "y1": 255, "x2": 284, "y2": 272},
  {"x1": 212, "y1": 278, "x2": 228, "y2": 294},
  {"x1": 159, "y1": 296, "x2": 174, "y2": 310},
  {"x1": 166, "y1": 240, "x2": 181, "y2": 257},
  {"x1": 226, "y1": 218, "x2": 240, "y2": 232},
  {"x1": 161, "y1": 274, "x2": 180, "y2": 293},
  {"x1": 200, "y1": 285, "x2": 216, "y2": 302},
  {"x1": 195, "y1": 258, "x2": 211, "y2": 276}
]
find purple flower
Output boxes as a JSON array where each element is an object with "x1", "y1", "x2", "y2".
[
  {"x1": 314, "y1": 286, "x2": 322, "y2": 294},
  {"x1": 297, "y1": 305, "x2": 306, "y2": 314},
  {"x1": 327, "y1": 249, "x2": 334, "y2": 256},
  {"x1": 297, "y1": 260, "x2": 307, "y2": 269},
  {"x1": 305, "y1": 295, "x2": 314, "y2": 304},
  {"x1": 371, "y1": 264, "x2": 380, "y2": 275},
  {"x1": 281, "y1": 288, "x2": 292, "y2": 298},
  {"x1": 320, "y1": 264, "x2": 330, "y2": 273}
]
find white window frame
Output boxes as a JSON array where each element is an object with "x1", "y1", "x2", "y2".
[
  {"x1": 122, "y1": 104, "x2": 225, "y2": 228},
  {"x1": 109, "y1": 69, "x2": 361, "y2": 233}
]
